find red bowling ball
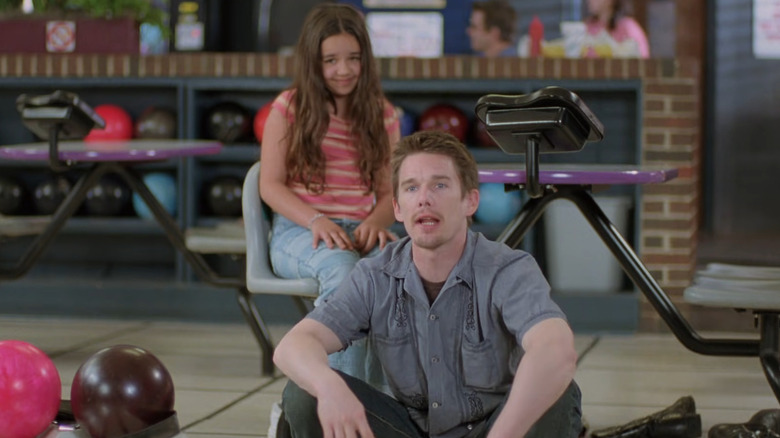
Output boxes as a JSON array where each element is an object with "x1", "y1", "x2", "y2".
[
  {"x1": 84, "y1": 104, "x2": 133, "y2": 141},
  {"x1": 0, "y1": 340, "x2": 62, "y2": 438},
  {"x1": 253, "y1": 102, "x2": 273, "y2": 144},
  {"x1": 418, "y1": 103, "x2": 469, "y2": 142}
]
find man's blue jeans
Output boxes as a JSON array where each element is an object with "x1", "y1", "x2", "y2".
[
  {"x1": 269, "y1": 214, "x2": 385, "y2": 388},
  {"x1": 282, "y1": 371, "x2": 583, "y2": 438}
]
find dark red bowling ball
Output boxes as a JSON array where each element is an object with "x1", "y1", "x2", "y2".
[
  {"x1": 418, "y1": 103, "x2": 469, "y2": 142},
  {"x1": 0, "y1": 340, "x2": 62, "y2": 438},
  {"x1": 253, "y1": 102, "x2": 273, "y2": 144},
  {"x1": 134, "y1": 106, "x2": 177, "y2": 139},
  {"x1": 471, "y1": 119, "x2": 498, "y2": 148},
  {"x1": 84, "y1": 105, "x2": 133, "y2": 142},
  {"x1": 71, "y1": 345, "x2": 175, "y2": 438},
  {"x1": 205, "y1": 101, "x2": 252, "y2": 144}
]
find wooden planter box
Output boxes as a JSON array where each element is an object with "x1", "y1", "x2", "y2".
[{"x1": 0, "y1": 15, "x2": 139, "y2": 54}]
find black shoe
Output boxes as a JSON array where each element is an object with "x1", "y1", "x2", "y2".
[
  {"x1": 590, "y1": 396, "x2": 702, "y2": 438},
  {"x1": 708, "y1": 409, "x2": 780, "y2": 438},
  {"x1": 276, "y1": 409, "x2": 292, "y2": 438}
]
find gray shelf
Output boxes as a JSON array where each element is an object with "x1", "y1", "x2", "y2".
[{"x1": 0, "y1": 76, "x2": 644, "y2": 330}]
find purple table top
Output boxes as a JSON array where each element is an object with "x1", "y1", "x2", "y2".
[
  {"x1": 478, "y1": 163, "x2": 679, "y2": 185},
  {"x1": 0, "y1": 140, "x2": 222, "y2": 162}
]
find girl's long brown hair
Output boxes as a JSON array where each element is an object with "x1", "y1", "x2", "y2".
[{"x1": 286, "y1": 4, "x2": 390, "y2": 194}]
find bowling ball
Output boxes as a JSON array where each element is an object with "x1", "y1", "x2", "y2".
[
  {"x1": 253, "y1": 102, "x2": 273, "y2": 144},
  {"x1": 33, "y1": 175, "x2": 72, "y2": 215},
  {"x1": 84, "y1": 177, "x2": 131, "y2": 216},
  {"x1": 0, "y1": 175, "x2": 25, "y2": 215},
  {"x1": 84, "y1": 104, "x2": 133, "y2": 142},
  {"x1": 471, "y1": 119, "x2": 498, "y2": 148},
  {"x1": 474, "y1": 183, "x2": 523, "y2": 225},
  {"x1": 132, "y1": 172, "x2": 177, "y2": 220},
  {"x1": 0, "y1": 340, "x2": 62, "y2": 438},
  {"x1": 205, "y1": 101, "x2": 252, "y2": 144},
  {"x1": 396, "y1": 106, "x2": 416, "y2": 137},
  {"x1": 418, "y1": 103, "x2": 469, "y2": 142},
  {"x1": 71, "y1": 345, "x2": 175, "y2": 438},
  {"x1": 204, "y1": 176, "x2": 243, "y2": 217},
  {"x1": 134, "y1": 106, "x2": 177, "y2": 139}
]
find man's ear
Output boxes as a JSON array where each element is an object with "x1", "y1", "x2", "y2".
[
  {"x1": 393, "y1": 198, "x2": 403, "y2": 222},
  {"x1": 465, "y1": 188, "x2": 480, "y2": 216}
]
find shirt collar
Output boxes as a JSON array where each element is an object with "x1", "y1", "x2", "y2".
[{"x1": 382, "y1": 229, "x2": 477, "y2": 290}]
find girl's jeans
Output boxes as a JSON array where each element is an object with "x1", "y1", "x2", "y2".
[{"x1": 269, "y1": 214, "x2": 386, "y2": 388}]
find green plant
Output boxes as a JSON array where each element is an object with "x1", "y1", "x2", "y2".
[{"x1": 0, "y1": 0, "x2": 169, "y2": 38}]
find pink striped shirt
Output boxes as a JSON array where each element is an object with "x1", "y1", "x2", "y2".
[
  {"x1": 272, "y1": 89, "x2": 399, "y2": 220},
  {"x1": 585, "y1": 17, "x2": 650, "y2": 58}
]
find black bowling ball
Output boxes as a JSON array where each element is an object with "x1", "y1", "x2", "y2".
[
  {"x1": 0, "y1": 175, "x2": 24, "y2": 215},
  {"x1": 33, "y1": 176, "x2": 72, "y2": 215},
  {"x1": 135, "y1": 106, "x2": 177, "y2": 139},
  {"x1": 204, "y1": 176, "x2": 243, "y2": 217},
  {"x1": 204, "y1": 102, "x2": 251, "y2": 144},
  {"x1": 84, "y1": 177, "x2": 131, "y2": 216}
]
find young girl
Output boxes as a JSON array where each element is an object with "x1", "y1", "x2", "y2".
[
  {"x1": 584, "y1": 0, "x2": 650, "y2": 58},
  {"x1": 259, "y1": 3, "x2": 400, "y2": 387}
]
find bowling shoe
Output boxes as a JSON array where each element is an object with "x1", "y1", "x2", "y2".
[
  {"x1": 708, "y1": 409, "x2": 780, "y2": 438},
  {"x1": 590, "y1": 395, "x2": 702, "y2": 438}
]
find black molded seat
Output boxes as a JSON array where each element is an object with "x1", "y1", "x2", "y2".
[
  {"x1": 474, "y1": 86, "x2": 605, "y2": 197},
  {"x1": 474, "y1": 86, "x2": 604, "y2": 154},
  {"x1": 16, "y1": 90, "x2": 104, "y2": 141},
  {"x1": 16, "y1": 90, "x2": 105, "y2": 171}
]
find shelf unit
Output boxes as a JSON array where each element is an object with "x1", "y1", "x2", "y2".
[{"x1": 0, "y1": 76, "x2": 644, "y2": 331}]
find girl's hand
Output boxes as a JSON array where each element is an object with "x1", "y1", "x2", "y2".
[
  {"x1": 310, "y1": 217, "x2": 354, "y2": 251},
  {"x1": 353, "y1": 219, "x2": 397, "y2": 255}
]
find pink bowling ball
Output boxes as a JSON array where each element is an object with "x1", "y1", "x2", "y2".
[{"x1": 0, "y1": 340, "x2": 62, "y2": 438}]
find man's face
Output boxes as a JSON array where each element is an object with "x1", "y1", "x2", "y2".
[
  {"x1": 393, "y1": 153, "x2": 479, "y2": 251},
  {"x1": 466, "y1": 10, "x2": 494, "y2": 53}
]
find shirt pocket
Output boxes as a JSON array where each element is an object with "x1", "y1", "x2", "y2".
[
  {"x1": 373, "y1": 333, "x2": 426, "y2": 406},
  {"x1": 461, "y1": 338, "x2": 502, "y2": 390}
]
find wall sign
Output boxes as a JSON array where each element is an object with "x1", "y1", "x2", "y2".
[
  {"x1": 366, "y1": 12, "x2": 444, "y2": 57},
  {"x1": 754, "y1": 0, "x2": 780, "y2": 58},
  {"x1": 46, "y1": 21, "x2": 76, "y2": 53},
  {"x1": 364, "y1": 0, "x2": 445, "y2": 8}
]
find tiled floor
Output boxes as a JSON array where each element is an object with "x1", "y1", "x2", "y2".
[{"x1": 2, "y1": 315, "x2": 777, "y2": 437}]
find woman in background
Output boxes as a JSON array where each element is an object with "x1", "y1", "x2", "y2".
[{"x1": 584, "y1": 0, "x2": 650, "y2": 58}]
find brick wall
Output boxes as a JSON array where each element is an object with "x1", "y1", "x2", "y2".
[{"x1": 0, "y1": 53, "x2": 710, "y2": 332}]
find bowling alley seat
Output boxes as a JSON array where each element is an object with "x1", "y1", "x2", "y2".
[
  {"x1": 0, "y1": 215, "x2": 51, "y2": 238},
  {"x1": 684, "y1": 263, "x2": 780, "y2": 402},
  {"x1": 240, "y1": 161, "x2": 319, "y2": 374},
  {"x1": 184, "y1": 161, "x2": 318, "y2": 376}
]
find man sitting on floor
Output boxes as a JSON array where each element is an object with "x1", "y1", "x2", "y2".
[{"x1": 273, "y1": 130, "x2": 582, "y2": 438}]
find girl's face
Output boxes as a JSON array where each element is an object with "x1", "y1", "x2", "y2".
[{"x1": 320, "y1": 33, "x2": 361, "y2": 99}]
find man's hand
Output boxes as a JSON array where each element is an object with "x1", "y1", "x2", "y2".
[{"x1": 317, "y1": 380, "x2": 375, "y2": 438}]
